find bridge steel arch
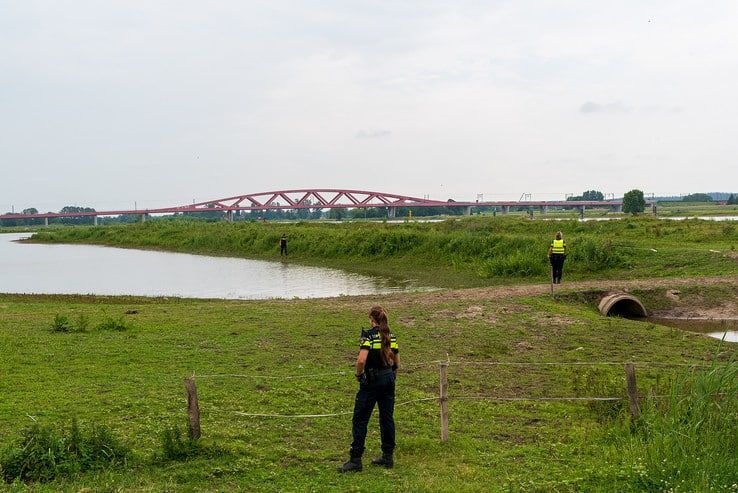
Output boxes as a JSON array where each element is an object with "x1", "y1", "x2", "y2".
[{"x1": 0, "y1": 188, "x2": 639, "y2": 221}]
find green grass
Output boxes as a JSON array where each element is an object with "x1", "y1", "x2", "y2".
[
  {"x1": 655, "y1": 202, "x2": 738, "y2": 217},
  {"x1": 0, "y1": 287, "x2": 736, "y2": 492},
  {"x1": 25, "y1": 216, "x2": 738, "y2": 288}
]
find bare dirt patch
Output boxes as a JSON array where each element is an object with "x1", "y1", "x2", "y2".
[{"x1": 651, "y1": 300, "x2": 738, "y2": 319}]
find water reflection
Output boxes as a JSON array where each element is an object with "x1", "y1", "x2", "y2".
[
  {"x1": 647, "y1": 317, "x2": 738, "y2": 343},
  {"x1": 0, "y1": 233, "x2": 424, "y2": 299}
]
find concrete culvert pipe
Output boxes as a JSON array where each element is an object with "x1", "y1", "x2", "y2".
[{"x1": 598, "y1": 293, "x2": 648, "y2": 318}]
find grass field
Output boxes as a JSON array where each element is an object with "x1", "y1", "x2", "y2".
[
  {"x1": 26, "y1": 216, "x2": 738, "y2": 288},
  {"x1": 3, "y1": 218, "x2": 738, "y2": 491},
  {"x1": 1, "y1": 284, "x2": 736, "y2": 492}
]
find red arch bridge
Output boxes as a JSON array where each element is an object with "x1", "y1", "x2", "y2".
[{"x1": 1, "y1": 189, "x2": 653, "y2": 224}]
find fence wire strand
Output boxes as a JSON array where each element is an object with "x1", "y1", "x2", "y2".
[
  {"x1": 226, "y1": 397, "x2": 440, "y2": 419},
  {"x1": 190, "y1": 359, "x2": 715, "y2": 382}
]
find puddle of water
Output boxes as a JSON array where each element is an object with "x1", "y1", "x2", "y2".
[{"x1": 646, "y1": 317, "x2": 738, "y2": 343}]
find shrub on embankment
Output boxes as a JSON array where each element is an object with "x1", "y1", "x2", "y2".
[{"x1": 28, "y1": 216, "x2": 738, "y2": 283}]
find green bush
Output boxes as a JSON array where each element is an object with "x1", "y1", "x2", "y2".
[
  {"x1": 0, "y1": 420, "x2": 129, "y2": 483},
  {"x1": 97, "y1": 316, "x2": 131, "y2": 331},
  {"x1": 50, "y1": 314, "x2": 71, "y2": 333}
]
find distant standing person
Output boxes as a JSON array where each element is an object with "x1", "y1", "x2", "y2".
[
  {"x1": 280, "y1": 234, "x2": 288, "y2": 256},
  {"x1": 338, "y1": 306, "x2": 399, "y2": 473},
  {"x1": 547, "y1": 231, "x2": 567, "y2": 284}
]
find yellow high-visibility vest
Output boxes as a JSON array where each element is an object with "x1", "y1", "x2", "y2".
[{"x1": 551, "y1": 239, "x2": 566, "y2": 254}]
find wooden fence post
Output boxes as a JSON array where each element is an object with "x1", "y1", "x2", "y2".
[
  {"x1": 439, "y1": 361, "x2": 449, "y2": 442},
  {"x1": 624, "y1": 363, "x2": 640, "y2": 420},
  {"x1": 184, "y1": 376, "x2": 201, "y2": 439}
]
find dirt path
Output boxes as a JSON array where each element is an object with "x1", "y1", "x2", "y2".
[{"x1": 419, "y1": 274, "x2": 738, "y2": 302}]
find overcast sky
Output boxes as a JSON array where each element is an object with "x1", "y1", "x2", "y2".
[{"x1": 2, "y1": 1, "x2": 737, "y2": 212}]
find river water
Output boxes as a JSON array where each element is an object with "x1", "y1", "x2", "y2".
[
  {"x1": 0, "y1": 233, "x2": 422, "y2": 299},
  {"x1": 541, "y1": 215, "x2": 738, "y2": 222}
]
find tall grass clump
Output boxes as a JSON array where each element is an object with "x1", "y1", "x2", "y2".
[
  {"x1": 97, "y1": 316, "x2": 132, "y2": 331},
  {"x1": 49, "y1": 314, "x2": 71, "y2": 333},
  {"x1": 614, "y1": 361, "x2": 738, "y2": 492},
  {"x1": 569, "y1": 237, "x2": 631, "y2": 271},
  {"x1": 0, "y1": 420, "x2": 129, "y2": 483},
  {"x1": 156, "y1": 425, "x2": 202, "y2": 462}
]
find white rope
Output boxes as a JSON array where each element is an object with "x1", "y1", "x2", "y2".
[
  {"x1": 228, "y1": 397, "x2": 440, "y2": 419},
  {"x1": 233, "y1": 410, "x2": 352, "y2": 418},
  {"x1": 452, "y1": 396, "x2": 622, "y2": 402},
  {"x1": 188, "y1": 360, "x2": 718, "y2": 382},
  {"x1": 451, "y1": 361, "x2": 714, "y2": 367},
  {"x1": 195, "y1": 370, "x2": 349, "y2": 380},
  {"x1": 224, "y1": 395, "x2": 628, "y2": 419},
  {"x1": 194, "y1": 362, "x2": 438, "y2": 380}
]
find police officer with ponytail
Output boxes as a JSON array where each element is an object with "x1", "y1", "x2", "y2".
[
  {"x1": 338, "y1": 305, "x2": 400, "y2": 473},
  {"x1": 547, "y1": 231, "x2": 567, "y2": 284}
]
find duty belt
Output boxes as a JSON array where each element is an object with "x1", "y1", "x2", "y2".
[{"x1": 366, "y1": 368, "x2": 394, "y2": 378}]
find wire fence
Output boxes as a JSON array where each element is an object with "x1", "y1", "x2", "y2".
[{"x1": 182, "y1": 358, "x2": 723, "y2": 440}]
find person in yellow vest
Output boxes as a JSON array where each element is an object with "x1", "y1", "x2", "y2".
[{"x1": 547, "y1": 231, "x2": 567, "y2": 284}]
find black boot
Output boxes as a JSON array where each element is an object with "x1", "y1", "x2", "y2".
[
  {"x1": 337, "y1": 458, "x2": 362, "y2": 473},
  {"x1": 371, "y1": 453, "x2": 394, "y2": 468}
]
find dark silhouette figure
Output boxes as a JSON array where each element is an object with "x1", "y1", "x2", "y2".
[{"x1": 280, "y1": 234, "x2": 288, "y2": 256}]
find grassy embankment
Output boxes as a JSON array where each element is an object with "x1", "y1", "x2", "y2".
[
  {"x1": 27, "y1": 216, "x2": 738, "y2": 288},
  {"x1": 1, "y1": 285, "x2": 736, "y2": 492},
  {"x1": 655, "y1": 202, "x2": 738, "y2": 217}
]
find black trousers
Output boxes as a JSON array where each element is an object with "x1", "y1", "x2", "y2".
[
  {"x1": 350, "y1": 372, "x2": 395, "y2": 459},
  {"x1": 550, "y1": 254, "x2": 566, "y2": 283},
  {"x1": 280, "y1": 243, "x2": 287, "y2": 256}
]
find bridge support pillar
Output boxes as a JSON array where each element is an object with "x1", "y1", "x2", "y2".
[
  {"x1": 503, "y1": 206, "x2": 510, "y2": 214},
  {"x1": 226, "y1": 210, "x2": 234, "y2": 222},
  {"x1": 141, "y1": 213, "x2": 147, "y2": 223},
  {"x1": 463, "y1": 206, "x2": 471, "y2": 216},
  {"x1": 44, "y1": 217, "x2": 49, "y2": 227},
  {"x1": 93, "y1": 216, "x2": 98, "y2": 226},
  {"x1": 541, "y1": 205, "x2": 548, "y2": 214},
  {"x1": 387, "y1": 207, "x2": 396, "y2": 219}
]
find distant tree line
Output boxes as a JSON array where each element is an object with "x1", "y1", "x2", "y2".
[
  {"x1": 727, "y1": 194, "x2": 737, "y2": 205},
  {"x1": 0, "y1": 206, "x2": 97, "y2": 227},
  {"x1": 681, "y1": 193, "x2": 713, "y2": 202},
  {"x1": 566, "y1": 190, "x2": 605, "y2": 201}
]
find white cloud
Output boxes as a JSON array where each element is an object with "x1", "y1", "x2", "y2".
[
  {"x1": 580, "y1": 101, "x2": 632, "y2": 114},
  {"x1": 356, "y1": 129, "x2": 392, "y2": 139}
]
